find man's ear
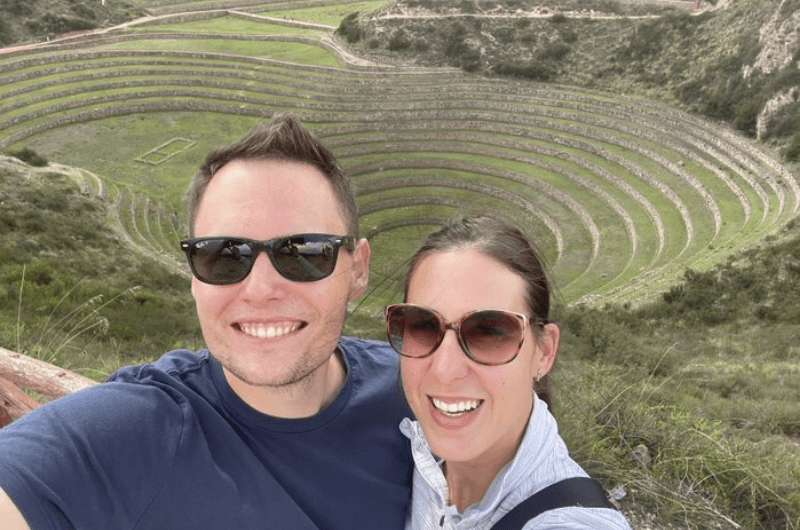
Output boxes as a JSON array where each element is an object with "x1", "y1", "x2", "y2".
[{"x1": 348, "y1": 238, "x2": 371, "y2": 301}]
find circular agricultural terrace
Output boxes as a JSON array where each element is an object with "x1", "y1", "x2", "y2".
[{"x1": 0, "y1": 8, "x2": 796, "y2": 312}]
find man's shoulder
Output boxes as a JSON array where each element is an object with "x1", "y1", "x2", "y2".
[
  {"x1": 9, "y1": 349, "x2": 214, "y2": 436},
  {"x1": 339, "y1": 337, "x2": 407, "y2": 412},
  {"x1": 339, "y1": 336, "x2": 401, "y2": 385},
  {"x1": 339, "y1": 337, "x2": 396, "y2": 366},
  {"x1": 109, "y1": 348, "x2": 211, "y2": 385}
]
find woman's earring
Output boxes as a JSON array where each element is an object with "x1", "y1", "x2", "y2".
[{"x1": 535, "y1": 370, "x2": 542, "y2": 383}]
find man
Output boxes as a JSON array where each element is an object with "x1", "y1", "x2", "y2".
[{"x1": 0, "y1": 115, "x2": 413, "y2": 529}]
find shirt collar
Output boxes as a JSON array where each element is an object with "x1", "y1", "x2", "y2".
[{"x1": 400, "y1": 393, "x2": 559, "y2": 522}]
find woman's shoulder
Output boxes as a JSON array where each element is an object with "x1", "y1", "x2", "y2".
[{"x1": 521, "y1": 506, "x2": 632, "y2": 530}]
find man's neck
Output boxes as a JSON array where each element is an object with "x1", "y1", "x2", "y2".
[{"x1": 224, "y1": 351, "x2": 347, "y2": 418}]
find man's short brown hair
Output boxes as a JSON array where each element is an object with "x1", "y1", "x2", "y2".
[{"x1": 186, "y1": 114, "x2": 358, "y2": 237}]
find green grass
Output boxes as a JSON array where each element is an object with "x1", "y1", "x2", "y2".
[
  {"x1": 91, "y1": 38, "x2": 341, "y2": 66},
  {"x1": 130, "y1": 16, "x2": 329, "y2": 37},
  {"x1": 10, "y1": 112, "x2": 262, "y2": 212},
  {"x1": 259, "y1": 1, "x2": 389, "y2": 26}
]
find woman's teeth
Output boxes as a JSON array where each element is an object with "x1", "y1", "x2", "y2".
[
  {"x1": 431, "y1": 397, "x2": 482, "y2": 417},
  {"x1": 239, "y1": 322, "x2": 301, "y2": 339}
]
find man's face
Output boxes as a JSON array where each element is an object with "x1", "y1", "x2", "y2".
[{"x1": 191, "y1": 158, "x2": 369, "y2": 394}]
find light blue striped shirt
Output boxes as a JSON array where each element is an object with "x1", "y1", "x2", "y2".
[{"x1": 400, "y1": 396, "x2": 632, "y2": 530}]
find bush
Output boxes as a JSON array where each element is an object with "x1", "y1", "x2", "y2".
[
  {"x1": 733, "y1": 98, "x2": 762, "y2": 137},
  {"x1": 336, "y1": 12, "x2": 361, "y2": 43},
  {"x1": 495, "y1": 26, "x2": 515, "y2": 44},
  {"x1": 537, "y1": 42, "x2": 571, "y2": 61},
  {"x1": 71, "y1": 3, "x2": 98, "y2": 20},
  {"x1": 9, "y1": 147, "x2": 48, "y2": 167},
  {"x1": 494, "y1": 61, "x2": 555, "y2": 81},
  {"x1": 5, "y1": 0, "x2": 32, "y2": 16},
  {"x1": 0, "y1": 17, "x2": 13, "y2": 45},
  {"x1": 413, "y1": 39, "x2": 430, "y2": 52},
  {"x1": 459, "y1": 0, "x2": 476, "y2": 14},
  {"x1": 559, "y1": 28, "x2": 578, "y2": 43},
  {"x1": 519, "y1": 31, "x2": 537, "y2": 45},
  {"x1": 444, "y1": 22, "x2": 468, "y2": 59},
  {"x1": 550, "y1": 13, "x2": 567, "y2": 24},
  {"x1": 388, "y1": 29, "x2": 411, "y2": 51},
  {"x1": 783, "y1": 132, "x2": 800, "y2": 161},
  {"x1": 515, "y1": 18, "x2": 531, "y2": 29},
  {"x1": 762, "y1": 101, "x2": 800, "y2": 140}
]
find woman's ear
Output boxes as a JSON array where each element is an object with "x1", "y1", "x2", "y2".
[
  {"x1": 348, "y1": 238, "x2": 371, "y2": 301},
  {"x1": 536, "y1": 323, "x2": 560, "y2": 377}
]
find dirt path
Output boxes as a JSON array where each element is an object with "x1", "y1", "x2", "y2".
[
  {"x1": 0, "y1": 7, "x2": 333, "y2": 55},
  {"x1": 377, "y1": 12, "x2": 661, "y2": 21}
]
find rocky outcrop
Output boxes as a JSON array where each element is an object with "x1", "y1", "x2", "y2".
[
  {"x1": 757, "y1": 86, "x2": 800, "y2": 140},
  {"x1": 743, "y1": 0, "x2": 800, "y2": 78}
]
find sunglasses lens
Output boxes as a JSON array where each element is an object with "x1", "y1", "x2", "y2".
[
  {"x1": 189, "y1": 238, "x2": 253, "y2": 284},
  {"x1": 272, "y1": 235, "x2": 339, "y2": 282},
  {"x1": 387, "y1": 306, "x2": 442, "y2": 357},
  {"x1": 461, "y1": 311, "x2": 524, "y2": 364}
]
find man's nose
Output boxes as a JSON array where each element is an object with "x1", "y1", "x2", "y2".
[{"x1": 240, "y1": 252, "x2": 288, "y2": 300}]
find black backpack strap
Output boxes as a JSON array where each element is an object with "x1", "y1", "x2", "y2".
[{"x1": 490, "y1": 477, "x2": 616, "y2": 530}]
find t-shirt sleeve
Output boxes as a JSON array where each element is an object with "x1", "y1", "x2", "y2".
[{"x1": 0, "y1": 382, "x2": 186, "y2": 530}]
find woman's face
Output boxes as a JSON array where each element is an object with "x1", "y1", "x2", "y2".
[{"x1": 401, "y1": 248, "x2": 558, "y2": 468}]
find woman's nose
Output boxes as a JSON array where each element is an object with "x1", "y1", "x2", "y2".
[{"x1": 428, "y1": 328, "x2": 470, "y2": 382}]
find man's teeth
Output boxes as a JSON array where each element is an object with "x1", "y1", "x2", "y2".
[
  {"x1": 431, "y1": 397, "x2": 482, "y2": 416},
  {"x1": 240, "y1": 322, "x2": 300, "y2": 339}
]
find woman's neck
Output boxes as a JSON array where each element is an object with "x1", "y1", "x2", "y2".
[
  {"x1": 445, "y1": 458, "x2": 505, "y2": 512},
  {"x1": 443, "y1": 406, "x2": 531, "y2": 512}
]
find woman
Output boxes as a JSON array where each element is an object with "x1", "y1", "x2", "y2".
[{"x1": 386, "y1": 216, "x2": 630, "y2": 529}]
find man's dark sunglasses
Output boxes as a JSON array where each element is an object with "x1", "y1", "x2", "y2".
[{"x1": 180, "y1": 234, "x2": 356, "y2": 285}]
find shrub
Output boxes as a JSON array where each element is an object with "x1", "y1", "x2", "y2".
[
  {"x1": 388, "y1": 29, "x2": 411, "y2": 51},
  {"x1": 762, "y1": 101, "x2": 800, "y2": 140},
  {"x1": 71, "y1": 3, "x2": 98, "y2": 20},
  {"x1": 537, "y1": 42, "x2": 571, "y2": 61},
  {"x1": 494, "y1": 61, "x2": 555, "y2": 81},
  {"x1": 0, "y1": 17, "x2": 13, "y2": 45},
  {"x1": 783, "y1": 132, "x2": 800, "y2": 161},
  {"x1": 733, "y1": 98, "x2": 762, "y2": 137},
  {"x1": 559, "y1": 28, "x2": 578, "y2": 43},
  {"x1": 459, "y1": 0, "x2": 477, "y2": 14},
  {"x1": 550, "y1": 13, "x2": 567, "y2": 24},
  {"x1": 9, "y1": 147, "x2": 48, "y2": 167},
  {"x1": 413, "y1": 39, "x2": 430, "y2": 52},
  {"x1": 519, "y1": 31, "x2": 537, "y2": 45},
  {"x1": 444, "y1": 22, "x2": 468, "y2": 59},
  {"x1": 6, "y1": 0, "x2": 32, "y2": 16},
  {"x1": 336, "y1": 12, "x2": 361, "y2": 43},
  {"x1": 495, "y1": 27, "x2": 515, "y2": 44}
]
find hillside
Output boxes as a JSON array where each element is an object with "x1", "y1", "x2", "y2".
[
  {"x1": 346, "y1": 0, "x2": 800, "y2": 159},
  {"x1": 0, "y1": 0, "x2": 142, "y2": 46},
  {"x1": 0, "y1": 154, "x2": 197, "y2": 377}
]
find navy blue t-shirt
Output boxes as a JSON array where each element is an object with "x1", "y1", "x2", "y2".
[{"x1": 0, "y1": 337, "x2": 412, "y2": 530}]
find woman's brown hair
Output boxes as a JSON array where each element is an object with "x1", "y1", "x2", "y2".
[{"x1": 403, "y1": 215, "x2": 556, "y2": 409}]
